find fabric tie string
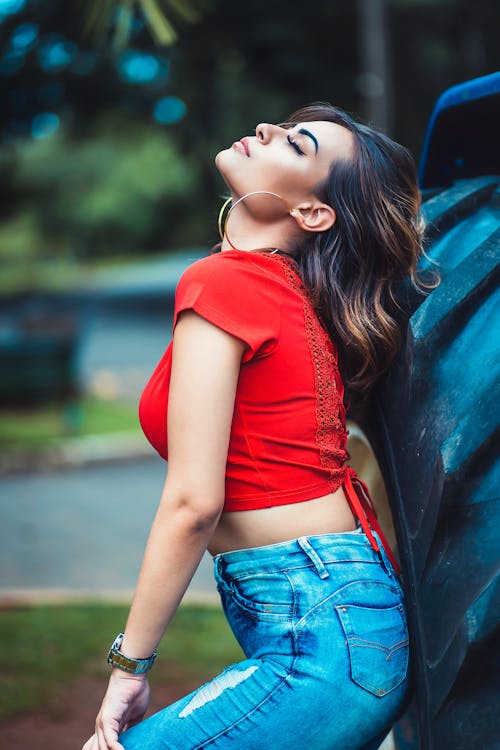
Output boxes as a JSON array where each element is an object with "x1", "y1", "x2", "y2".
[{"x1": 342, "y1": 467, "x2": 401, "y2": 575}]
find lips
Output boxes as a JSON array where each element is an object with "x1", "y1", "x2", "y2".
[{"x1": 233, "y1": 137, "x2": 250, "y2": 157}]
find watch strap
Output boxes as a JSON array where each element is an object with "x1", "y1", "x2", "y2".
[{"x1": 107, "y1": 633, "x2": 157, "y2": 674}]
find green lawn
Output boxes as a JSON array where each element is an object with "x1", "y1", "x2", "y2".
[
  {"x1": 0, "y1": 603, "x2": 243, "y2": 722},
  {"x1": 0, "y1": 255, "x2": 151, "y2": 295},
  {"x1": 0, "y1": 397, "x2": 140, "y2": 450}
]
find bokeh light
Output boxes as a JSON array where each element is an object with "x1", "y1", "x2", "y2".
[
  {"x1": 31, "y1": 111, "x2": 60, "y2": 139},
  {"x1": 10, "y1": 22, "x2": 38, "y2": 51},
  {"x1": 0, "y1": 0, "x2": 25, "y2": 18},
  {"x1": 38, "y1": 35, "x2": 77, "y2": 73},
  {"x1": 118, "y1": 50, "x2": 169, "y2": 84},
  {"x1": 153, "y1": 96, "x2": 186, "y2": 125}
]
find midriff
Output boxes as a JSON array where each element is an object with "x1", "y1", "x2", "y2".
[{"x1": 207, "y1": 486, "x2": 357, "y2": 556}]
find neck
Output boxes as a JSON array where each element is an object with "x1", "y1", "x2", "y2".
[{"x1": 221, "y1": 211, "x2": 296, "y2": 254}]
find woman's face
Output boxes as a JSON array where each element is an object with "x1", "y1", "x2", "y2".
[{"x1": 215, "y1": 120, "x2": 354, "y2": 210}]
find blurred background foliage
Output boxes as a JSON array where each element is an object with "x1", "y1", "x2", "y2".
[{"x1": 0, "y1": 0, "x2": 498, "y2": 287}]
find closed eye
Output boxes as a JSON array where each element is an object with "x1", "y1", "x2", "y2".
[{"x1": 287, "y1": 134, "x2": 305, "y2": 156}]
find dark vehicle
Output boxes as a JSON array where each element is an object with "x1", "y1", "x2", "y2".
[{"x1": 358, "y1": 72, "x2": 500, "y2": 750}]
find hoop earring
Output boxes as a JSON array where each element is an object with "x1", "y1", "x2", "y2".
[
  {"x1": 218, "y1": 197, "x2": 233, "y2": 242},
  {"x1": 218, "y1": 190, "x2": 293, "y2": 252}
]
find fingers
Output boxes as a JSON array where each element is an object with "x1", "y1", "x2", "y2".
[
  {"x1": 96, "y1": 726, "x2": 106, "y2": 748},
  {"x1": 84, "y1": 673, "x2": 149, "y2": 750},
  {"x1": 94, "y1": 723, "x2": 124, "y2": 750},
  {"x1": 97, "y1": 726, "x2": 110, "y2": 749},
  {"x1": 102, "y1": 724, "x2": 125, "y2": 750},
  {"x1": 82, "y1": 727, "x2": 124, "y2": 750}
]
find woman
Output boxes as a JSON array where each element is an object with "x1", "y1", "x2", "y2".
[{"x1": 84, "y1": 103, "x2": 434, "y2": 750}]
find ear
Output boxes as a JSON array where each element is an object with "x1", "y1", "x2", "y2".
[{"x1": 290, "y1": 201, "x2": 336, "y2": 233}]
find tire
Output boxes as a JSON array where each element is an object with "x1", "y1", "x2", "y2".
[{"x1": 359, "y1": 175, "x2": 500, "y2": 750}]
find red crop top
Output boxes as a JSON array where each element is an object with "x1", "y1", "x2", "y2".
[{"x1": 139, "y1": 249, "x2": 400, "y2": 573}]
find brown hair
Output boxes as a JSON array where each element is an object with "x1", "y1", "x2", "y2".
[{"x1": 283, "y1": 103, "x2": 439, "y2": 399}]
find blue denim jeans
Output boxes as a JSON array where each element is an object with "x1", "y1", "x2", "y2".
[{"x1": 121, "y1": 528, "x2": 410, "y2": 750}]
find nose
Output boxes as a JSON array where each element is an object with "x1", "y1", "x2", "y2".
[{"x1": 255, "y1": 122, "x2": 284, "y2": 143}]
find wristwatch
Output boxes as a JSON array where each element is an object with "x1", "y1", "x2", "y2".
[{"x1": 107, "y1": 633, "x2": 157, "y2": 674}]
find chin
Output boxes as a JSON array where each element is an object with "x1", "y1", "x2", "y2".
[
  {"x1": 214, "y1": 151, "x2": 238, "y2": 193},
  {"x1": 214, "y1": 147, "x2": 230, "y2": 170}
]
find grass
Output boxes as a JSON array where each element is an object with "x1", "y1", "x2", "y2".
[
  {"x1": 0, "y1": 603, "x2": 243, "y2": 722},
  {"x1": 0, "y1": 397, "x2": 140, "y2": 450},
  {"x1": 0, "y1": 254, "x2": 158, "y2": 295},
  {"x1": 0, "y1": 259, "x2": 93, "y2": 295}
]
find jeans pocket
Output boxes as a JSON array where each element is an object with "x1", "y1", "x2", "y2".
[
  {"x1": 229, "y1": 571, "x2": 293, "y2": 619},
  {"x1": 335, "y1": 602, "x2": 409, "y2": 697}
]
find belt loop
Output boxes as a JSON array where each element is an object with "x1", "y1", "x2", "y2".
[{"x1": 297, "y1": 537, "x2": 329, "y2": 579}]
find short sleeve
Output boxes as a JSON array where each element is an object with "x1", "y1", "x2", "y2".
[{"x1": 173, "y1": 252, "x2": 281, "y2": 362}]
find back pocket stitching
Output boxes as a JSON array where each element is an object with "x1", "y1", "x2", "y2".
[
  {"x1": 335, "y1": 603, "x2": 409, "y2": 697},
  {"x1": 346, "y1": 637, "x2": 409, "y2": 660}
]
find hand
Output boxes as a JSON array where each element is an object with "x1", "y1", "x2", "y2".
[{"x1": 82, "y1": 669, "x2": 150, "y2": 750}]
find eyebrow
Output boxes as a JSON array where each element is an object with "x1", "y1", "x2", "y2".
[{"x1": 293, "y1": 126, "x2": 319, "y2": 155}]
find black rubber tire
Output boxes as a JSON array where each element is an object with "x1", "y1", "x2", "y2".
[{"x1": 359, "y1": 175, "x2": 500, "y2": 750}]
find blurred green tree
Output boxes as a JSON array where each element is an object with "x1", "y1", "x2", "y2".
[
  {"x1": 0, "y1": 0, "x2": 497, "y2": 273},
  {"x1": 0, "y1": 115, "x2": 201, "y2": 264}
]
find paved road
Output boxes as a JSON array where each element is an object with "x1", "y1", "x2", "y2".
[
  {"x1": 0, "y1": 456, "x2": 217, "y2": 599},
  {"x1": 1, "y1": 250, "x2": 220, "y2": 601}
]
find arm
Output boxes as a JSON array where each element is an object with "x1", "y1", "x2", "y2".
[{"x1": 83, "y1": 310, "x2": 245, "y2": 750}]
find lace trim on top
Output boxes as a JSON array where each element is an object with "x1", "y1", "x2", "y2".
[{"x1": 276, "y1": 256, "x2": 349, "y2": 491}]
